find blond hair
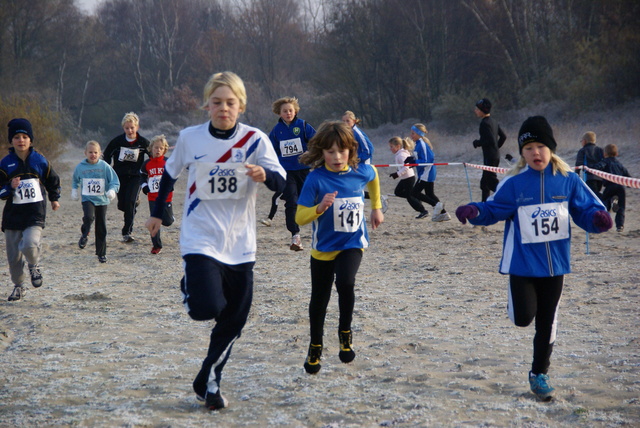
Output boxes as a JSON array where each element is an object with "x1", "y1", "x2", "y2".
[
  {"x1": 342, "y1": 110, "x2": 361, "y2": 126},
  {"x1": 508, "y1": 153, "x2": 573, "y2": 177},
  {"x1": 85, "y1": 140, "x2": 102, "y2": 152},
  {"x1": 121, "y1": 112, "x2": 140, "y2": 127},
  {"x1": 389, "y1": 136, "x2": 415, "y2": 152},
  {"x1": 412, "y1": 123, "x2": 432, "y2": 149},
  {"x1": 150, "y1": 134, "x2": 169, "y2": 155},
  {"x1": 582, "y1": 131, "x2": 596, "y2": 144},
  {"x1": 201, "y1": 71, "x2": 247, "y2": 112},
  {"x1": 272, "y1": 97, "x2": 300, "y2": 115}
]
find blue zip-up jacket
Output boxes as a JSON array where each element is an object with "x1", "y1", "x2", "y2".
[
  {"x1": 269, "y1": 117, "x2": 315, "y2": 171},
  {"x1": 0, "y1": 147, "x2": 61, "y2": 231},
  {"x1": 414, "y1": 138, "x2": 436, "y2": 182},
  {"x1": 468, "y1": 163, "x2": 606, "y2": 277},
  {"x1": 352, "y1": 125, "x2": 374, "y2": 164},
  {"x1": 72, "y1": 159, "x2": 120, "y2": 206}
]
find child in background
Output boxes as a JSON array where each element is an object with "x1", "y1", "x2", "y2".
[
  {"x1": 140, "y1": 135, "x2": 174, "y2": 253},
  {"x1": 146, "y1": 71, "x2": 286, "y2": 411},
  {"x1": 103, "y1": 112, "x2": 150, "y2": 243},
  {"x1": 71, "y1": 141, "x2": 120, "y2": 263},
  {"x1": 593, "y1": 144, "x2": 630, "y2": 232},
  {"x1": 342, "y1": 110, "x2": 388, "y2": 213},
  {"x1": 575, "y1": 131, "x2": 604, "y2": 194},
  {"x1": 455, "y1": 116, "x2": 612, "y2": 401},
  {"x1": 295, "y1": 121, "x2": 384, "y2": 374},
  {"x1": 0, "y1": 118, "x2": 61, "y2": 301},
  {"x1": 409, "y1": 123, "x2": 450, "y2": 221},
  {"x1": 268, "y1": 97, "x2": 316, "y2": 251},
  {"x1": 259, "y1": 191, "x2": 283, "y2": 227},
  {"x1": 388, "y1": 136, "x2": 426, "y2": 215}
]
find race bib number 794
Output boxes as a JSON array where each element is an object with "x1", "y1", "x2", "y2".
[{"x1": 518, "y1": 202, "x2": 569, "y2": 244}]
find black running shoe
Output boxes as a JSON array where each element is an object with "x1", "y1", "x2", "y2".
[
  {"x1": 205, "y1": 390, "x2": 228, "y2": 411},
  {"x1": 304, "y1": 344, "x2": 323, "y2": 374},
  {"x1": 78, "y1": 235, "x2": 88, "y2": 249},
  {"x1": 29, "y1": 264, "x2": 43, "y2": 288},
  {"x1": 8, "y1": 286, "x2": 26, "y2": 301},
  {"x1": 338, "y1": 330, "x2": 356, "y2": 363}
]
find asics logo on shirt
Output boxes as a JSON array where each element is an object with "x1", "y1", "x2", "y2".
[
  {"x1": 208, "y1": 165, "x2": 236, "y2": 177},
  {"x1": 531, "y1": 206, "x2": 557, "y2": 219},
  {"x1": 339, "y1": 201, "x2": 362, "y2": 210}
]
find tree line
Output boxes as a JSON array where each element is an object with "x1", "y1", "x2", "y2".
[{"x1": 0, "y1": 0, "x2": 637, "y2": 146}]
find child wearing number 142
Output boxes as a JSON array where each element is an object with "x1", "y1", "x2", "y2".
[
  {"x1": 295, "y1": 121, "x2": 384, "y2": 374},
  {"x1": 456, "y1": 116, "x2": 612, "y2": 401},
  {"x1": 72, "y1": 141, "x2": 120, "y2": 263}
]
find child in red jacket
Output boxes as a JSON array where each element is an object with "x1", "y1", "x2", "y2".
[{"x1": 140, "y1": 135, "x2": 174, "y2": 254}]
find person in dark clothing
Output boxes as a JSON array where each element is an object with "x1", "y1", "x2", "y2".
[
  {"x1": 103, "y1": 112, "x2": 150, "y2": 242},
  {"x1": 575, "y1": 131, "x2": 604, "y2": 194},
  {"x1": 473, "y1": 98, "x2": 507, "y2": 202},
  {"x1": 593, "y1": 144, "x2": 631, "y2": 232}
]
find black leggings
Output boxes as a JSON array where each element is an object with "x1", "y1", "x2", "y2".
[
  {"x1": 411, "y1": 180, "x2": 440, "y2": 208},
  {"x1": 81, "y1": 201, "x2": 108, "y2": 257},
  {"x1": 308, "y1": 249, "x2": 363, "y2": 344},
  {"x1": 394, "y1": 176, "x2": 425, "y2": 213},
  {"x1": 508, "y1": 274, "x2": 564, "y2": 374}
]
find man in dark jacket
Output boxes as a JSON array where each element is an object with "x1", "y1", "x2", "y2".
[
  {"x1": 473, "y1": 98, "x2": 506, "y2": 201},
  {"x1": 575, "y1": 131, "x2": 604, "y2": 194}
]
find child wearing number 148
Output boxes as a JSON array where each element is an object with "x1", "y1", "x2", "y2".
[
  {"x1": 295, "y1": 121, "x2": 384, "y2": 374},
  {"x1": 455, "y1": 116, "x2": 612, "y2": 401}
]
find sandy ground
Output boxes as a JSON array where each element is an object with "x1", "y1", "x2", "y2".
[{"x1": 0, "y1": 147, "x2": 638, "y2": 428}]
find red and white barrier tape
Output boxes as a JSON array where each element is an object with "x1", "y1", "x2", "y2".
[
  {"x1": 581, "y1": 166, "x2": 639, "y2": 189},
  {"x1": 373, "y1": 162, "x2": 463, "y2": 168},
  {"x1": 461, "y1": 163, "x2": 510, "y2": 174}
]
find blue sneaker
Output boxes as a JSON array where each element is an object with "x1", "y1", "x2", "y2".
[{"x1": 529, "y1": 371, "x2": 555, "y2": 401}]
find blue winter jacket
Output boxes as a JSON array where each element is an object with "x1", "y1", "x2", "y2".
[
  {"x1": 269, "y1": 117, "x2": 315, "y2": 171},
  {"x1": 468, "y1": 163, "x2": 606, "y2": 277}
]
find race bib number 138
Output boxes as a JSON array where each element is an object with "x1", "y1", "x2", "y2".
[
  {"x1": 518, "y1": 202, "x2": 569, "y2": 244},
  {"x1": 194, "y1": 162, "x2": 249, "y2": 200}
]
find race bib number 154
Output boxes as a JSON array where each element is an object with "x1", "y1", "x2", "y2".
[{"x1": 518, "y1": 202, "x2": 569, "y2": 244}]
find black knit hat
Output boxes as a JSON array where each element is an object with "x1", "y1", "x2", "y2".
[
  {"x1": 517, "y1": 116, "x2": 557, "y2": 153},
  {"x1": 475, "y1": 98, "x2": 491, "y2": 114},
  {"x1": 8, "y1": 118, "x2": 34, "y2": 143}
]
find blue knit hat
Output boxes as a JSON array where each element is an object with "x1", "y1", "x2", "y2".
[{"x1": 8, "y1": 118, "x2": 34, "y2": 143}]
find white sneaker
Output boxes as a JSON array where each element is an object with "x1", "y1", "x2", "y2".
[
  {"x1": 432, "y1": 212, "x2": 451, "y2": 222},
  {"x1": 260, "y1": 218, "x2": 272, "y2": 226},
  {"x1": 432, "y1": 202, "x2": 443, "y2": 218},
  {"x1": 290, "y1": 234, "x2": 303, "y2": 251}
]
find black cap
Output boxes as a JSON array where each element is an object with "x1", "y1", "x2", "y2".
[
  {"x1": 517, "y1": 116, "x2": 557, "y2": 153},
  {"x1": 475, "y1": 98, "x2": 491, "y2": 114}
]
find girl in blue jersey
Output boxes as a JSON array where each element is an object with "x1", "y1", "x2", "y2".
[
  {"x1": 456, "y1": 116, "x2": 612, "y2": 401},
  {"x1": 295, "y1": 121, "x2": 384, "y2": 374},
  {"x1": 146, "y1": 72, "x2": 286, "y2": 411},
  {"x1": 409, "y1": 123, "x2": 450, "y2": 221}
]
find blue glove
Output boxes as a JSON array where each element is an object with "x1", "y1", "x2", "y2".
[
  {"x1": 455, "y1": 205, "x2": 479, "y2": 225},
  {"x1": 592, "y1": 210, "x2": 613, "y2": 232}
]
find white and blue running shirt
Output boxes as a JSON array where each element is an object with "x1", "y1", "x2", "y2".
[{"x1": 165, "y1": 122, "x2": 285, "y2": 264}]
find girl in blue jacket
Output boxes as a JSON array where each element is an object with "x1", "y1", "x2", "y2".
[{"x1": 456, "y1": 116, "x2": 612, "y2": 401}]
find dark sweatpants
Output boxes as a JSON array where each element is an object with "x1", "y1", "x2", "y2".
[
  {"x1": 283, "y1": 169, "x2": 309, "y2": 236},
  {"x1": 182, "y1": 254, "x2": 254, "y2": 397},
  {"x1": 117, "y1": 175, "x2": 141, "y2": 236},
  {"x1": 81, "y1": 201, "x2": 108, "y2": 257},
  {"x1": 508, "y1": 274, "x2": 564, "y2": 375}
]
